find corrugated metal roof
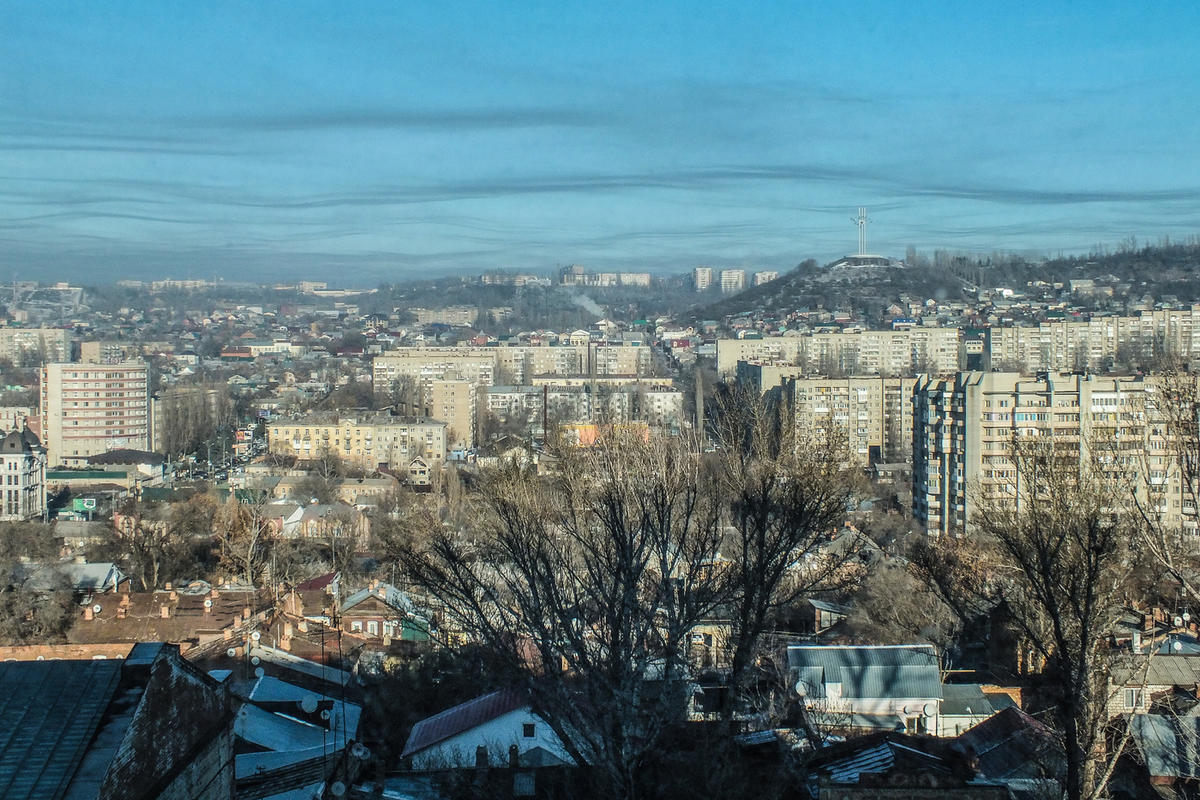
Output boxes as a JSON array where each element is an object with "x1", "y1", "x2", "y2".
[
  {"x1": 0, "y1": 659, "x2": 124, "y2": 800},
  {"x1": 402, "y1": 688, "x2": 528, "y2": 758},
  {"x1": 788, "y1": 645, "x2": 942, "y2": 700},
  {"x1": 941, "y1": 683, "x2": 991, "y2": 716}
]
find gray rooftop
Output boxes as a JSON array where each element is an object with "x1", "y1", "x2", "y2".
[
  {"x1": 788, "y1": 645, "x2": 942, "y2": 700},
  {"x1": 0, "y1": 659, "x2": 124, "y2": 799},
  {"x1": 1131, "y1": 714, "x2": 1200, "y2": 779}
]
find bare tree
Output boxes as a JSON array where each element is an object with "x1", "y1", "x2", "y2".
[
  {"x1": 398, "y1": 429, "x2": 726, "y2": 798},
  {"x1": 912, "y1": 436, "x2": 1145, "y2": 800},
  {"x1": 213, "y1": 493, "x2": 273, "y2": 585},
  {"x1": 711, "y1": 386, "x2": 862, "y2": 722}
]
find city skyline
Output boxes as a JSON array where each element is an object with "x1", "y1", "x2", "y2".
[{"x1": 2, "y1": 2, "x2": 1198, "y2": 283}]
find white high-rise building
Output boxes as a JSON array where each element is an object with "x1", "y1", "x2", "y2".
[
  {"x1": 719, "y1": 269, "x2": 746, "y2": 294},
  {"x1": 40, "y1": 362, "x2": 150, "y2": 467},
  {"x1": 693, "y1": 267, "x2": 714, "y2": 291},
  {"x1": 753, "y1": 271, "x2": 779, "y2": 286}
]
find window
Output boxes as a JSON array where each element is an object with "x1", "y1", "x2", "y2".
[
  {"x1": 350, "y1": 620, "x2": 363, "y2": 632},
  {"x1": 523, "y1": 723, "x2": 536, "y2": 738},
  {"x1": 1124, "y1": 688, "x2": 1144, "y2": 709},
  {"x1": 367, "y1": 620, "x2": 379, "y2": 636}
]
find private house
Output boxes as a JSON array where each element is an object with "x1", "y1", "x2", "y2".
[
  {"x1": 1108, "y1": 654, "x2": 1200, "y2": 717},
  {"x1": 1129, "y1": 714, "x2": 1200, "y2": 792},
  {"x1": 788, "y1": 644, "x2": 943, "y2": 734},
  {"x1": 0, "y1": 642, "x2": 233, "y2": 800},
  {"x1": 401, "y1": 689, "x2": 574, "y2": 769},
  {"x1": 935, "y1": 683, "x2": 1001, "y2": 736},
  {"x1": 339, "y1": 580, "x2": 429, "y2": 643}
]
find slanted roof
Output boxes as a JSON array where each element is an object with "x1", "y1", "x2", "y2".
[
  {"x1": 788, "y1": 645, "x2": 942, "y2": 700},
  {"x1": 340, "y1": 582, "x2": 415, "y2": 616},
  {"x1": 1131, "y1": 714, "x2": 1200, "y2": 779},
  {"x1": 957, "y1": 706, "x2": 1059, "y2": 782},
  {"x1": 941, "y1": 683, "x2": 992, "y2": 717},
  {"x1": 402, "y1": 688, "x2": 528, "y2": 758},
  {"x1": 0, "y1": 659, "x2": 124, "y2": 799},
  {"x1": 1114, "y1": 654, "x2": 1200, "y2": 687}
]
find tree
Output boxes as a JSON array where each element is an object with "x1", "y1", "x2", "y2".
[
  {"x1": 0, "y1": 522, "x2": 73, "y2": 644},
  {"x1": 397, "y1": 430, "x2": 726, "y2": 798},
  {"x1": 295, "y1": 450, "x2": 346, "y2": 504},
  {"x1": 213, "y1": 494, "x2": 273, "y2": 585},
  {"x1": 711, "y1": 386, "x2": 861, "y2": 722},
  {"x1": 912, "y1": 436, "x2": 1145, "y2": 800}
]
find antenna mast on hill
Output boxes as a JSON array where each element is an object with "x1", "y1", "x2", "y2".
[{"x1": 852, "y1": 207, "x2": 869, "y2": 255}]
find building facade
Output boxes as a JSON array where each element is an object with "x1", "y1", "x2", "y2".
[
  {"x1": 267, "y1": 412, "x2": 447, "y2": 469},
  {"x1": 0, "y1": 429, "x2": 46, "y2": 521},
  {"x1": 912, "y1": 371, "x2": 1175, "y2": 536},
  {"x1": 717, "y1": 329, "x2": 962, "y2": 377},
  {"x1": 40, "y1": 362, "x2": 149, "y2": 467},
  {"x1": 0, "y1": 326, "x2": 71, "y2": 365}
]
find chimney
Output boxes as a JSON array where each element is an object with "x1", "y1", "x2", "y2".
[
  {"x1": 169, "y1": 590, "x2": 178, "y2": 601},
  {"x1": 117, "y1": 606, "x2": 127, "y2": 619},
  {"x1": 119, "y1": 594, "x2": 130, "y2": 607},
  {"x1": 84, "y1": 606, "x2": 94, "y2": 621},
  {"x1": 210, "y1": 588, "x2": 220, "y2": 599},
  {"x1": 160, "y1": 604, "x2": 171, "y2": 619},
  {"x1": 242, "y1": 606, "x2": 251, "y2": 620},
  {"x1": 164, "y1": 582, "x2": 172, "y2": 591}
]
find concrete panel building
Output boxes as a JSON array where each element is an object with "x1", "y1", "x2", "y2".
[{"x1": 40, "y1": 362, "x2": 149, "y2": 467}]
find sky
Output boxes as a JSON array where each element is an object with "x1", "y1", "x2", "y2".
[{"x1": 1, "y1": 2, "x2": 1198, "y2": 284}]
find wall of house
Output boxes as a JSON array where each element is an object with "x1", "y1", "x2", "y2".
[{"x1": 410, "y1": 708, "x2": 572, "y2": 769}]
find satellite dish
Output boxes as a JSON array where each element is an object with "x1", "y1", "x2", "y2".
[
  {"x1": 330, "y1": 781, "x2": 346, "y2": 797},
  {"x1": 92, "y1": 604, "x2": 102, "y2": 614},
  {"x1": 301, "y1": 695, "x2": 319, "y2": 714},
  {"x1": 251, "y1": 631, "x2": 262, "y2": 641},
  {"x1": 1185, "y1": 612, "x2": 1192, "y2": 623},
  {"x1": 254, "y1": 666, "x2": 265, "y2": 678},
  {"x1": 320, "y1": 709, "x2": 331, "y2": 720},
  {"x1": 1175, "y1": 616, "x2": 1185, "y2": 627},
  {"x1": 226, "y1": 648, "x2": 237, "y2": 658},
  {"x1": 794, "y1": 682, "x2": 807, "y2": 698},
  {"x1": 204, "y1": 598, "x2": 213, "y2": 608},
  {"x1": 250, "y1": 656, "x2": 260, "y2": 666},
  {"x1": 923, "y1": 702, "x2": 938, "y2": 718}
]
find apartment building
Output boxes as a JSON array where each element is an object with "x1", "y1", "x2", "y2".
[
  {"x1": 693, "y1": 267, "x2": 714, "y2": 291},
  {"x1": 716, "y1": 329, "x2": 962, "y2": 377},
  {"x1": 267, "y1": 412, "x2": 447, "y2": 470},
  {"x1": 0, "y1": 326, "x2": 71, "y2": 365},
  {"x1": 986, "y1": 307, "x2": 1200, "y2": 373},
  {"x1": 742, "y1": 367, "x2": 916, "y2": 464},
  {"x1": 0, "y1": 428, "x2": 46, "y2": 521},
  {"x1": 375, "y1": 345, "x2": 650, "y2": 392},
  {"x1": 485, "y1": 384, "x2": 684, "y2": 430},
  {"x1": 429, "y1": 379, "x2": 477, "y2": 450},
  {"x1": 411, "y1": 307, "x2": 479, "y2": 326},
  {"x1": 912, "y1": 371, "x2": 1175, "y2": 536},
  {"x1": 719, "y1": 269, "x2": 746, "y2": 294},
  {"x1": 40, "y1": 362, "x2": 149, "y2": 467},
  {"x1": 753, "y1": 271, "x2": 779, "y2": 286}
]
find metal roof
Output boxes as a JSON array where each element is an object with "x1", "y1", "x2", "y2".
[
  {"x1": 788, "y1": 645, "x2": 942, "y2": 700},
  {"x1": 1131, "y1": 714, "x2": 1200, "y2": 779},
  {"x1": 402, "y1": 688, "x2": 528, "y2": 758},
  {"x1": 940, "y1": 683, "x2": 991, "y2": 717},
  {"x1": 0, "y1": 659, "x2": 124, "y2": 800}
]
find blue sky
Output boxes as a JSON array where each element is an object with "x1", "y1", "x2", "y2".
[{"x1": 1, "y1": 2, "x2": 1198, "y2": 284}]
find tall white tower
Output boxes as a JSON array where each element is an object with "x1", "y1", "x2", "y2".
[{"x1": 852, "y1": 207, "x2": 869, "y2": 255}]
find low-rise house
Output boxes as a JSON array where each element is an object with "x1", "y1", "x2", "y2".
[
  {"x1": 788, "y1": 644, "x2": 943, "y2": 734},
  {"x1": 401, "y1": 689, "x2": 574, "y2": 769},
  {"x1": 340, "y1": 580, "x2": 429, "y2": 642},
  {"x1": 1108, "y1": 654, "x2": 1200, "y2": 717},
  {"x1": 1129, "y1": 713, "x2": 1200, "y2": 793}
]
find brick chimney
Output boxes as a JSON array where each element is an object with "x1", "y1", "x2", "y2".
[
  {"x1": 116, "y1": 606, "x2": 127, "y2": 619},
  {"x1": 160, "y1": 604, "x2": 171, "y2": 618},
  {"x1": 84, "y1": 606, "x2": 94, "y2": 621}
]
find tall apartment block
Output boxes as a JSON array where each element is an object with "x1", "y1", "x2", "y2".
[
  {"x1": 740, "y1": 367, "x2": 916, "y2": 465},
  {"x1": 717, "y1": 329, "x2": 962, "y2": 378},
  {"x1": 40, "y1": 362, "x2": 149, "y2": 467},
  {"x1": 693, "y1": 267, "x2": 714, "y2": 291},
  {"x1": 719, "y1": 269, "x2": 746, "y2": 294},
  {"x1": 912, "y1": 371, "x2": 1176, "y2": 536}
]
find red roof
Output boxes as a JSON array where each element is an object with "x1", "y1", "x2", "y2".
[
  {"x1": 401, "y1": 688, "x2": 528, "y2": 758},
  {"x1": 295, "y1": 572, "x2": 337, "y2": 592}
]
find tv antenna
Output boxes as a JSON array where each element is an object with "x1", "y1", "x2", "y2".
[{"x1": 852, "y1": 207, "x2": 870, "y2": 255}]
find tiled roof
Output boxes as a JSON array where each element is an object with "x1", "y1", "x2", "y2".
[
  {"x1": 402, "y1": 688, "x2": 528, "y2": 758},
  {"x1": 0, "y1": 659, "x2": 124, "y2": 799}
]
